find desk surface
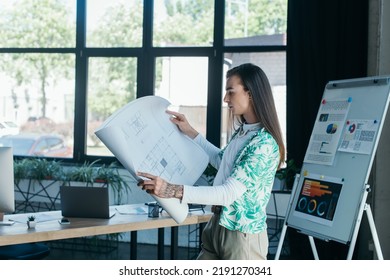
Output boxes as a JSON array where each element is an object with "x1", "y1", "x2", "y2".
[{"x1": 0, "y1": 204, "x2": 212, "y2": 246}]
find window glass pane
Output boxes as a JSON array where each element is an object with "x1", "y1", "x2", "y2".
[
  {"x1": 0, "y1": 53, "x2": 75, "y2": 158},
  {"x1": 224, "y1": 0, "x2": 287, "y2": 46},
  {"x1": 155, "y1": 57, "x2": 208, "y2": 137},
  {"x1": 154, "y1": 0, "x2": 214, "y2": 47},
  {"x1": 33, "y1": 139, "x2": 48, "y2": 154},
  {"x1": 87, "y1": 57, "x2": 138, "y2": 156},
  {"x1": 87, "y1": 0, "x2": 143, "y2": 47},
  {"x1": 221, "y1": 52, "x2": 286, "y2": 148},
  {"x1": 0, "y1": 0, "x2": 76, "y2": 48}
]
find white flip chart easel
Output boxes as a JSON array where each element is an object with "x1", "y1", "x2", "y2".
[{"x1": 275, "y1": 76, "x2": 390, "y2": 260}]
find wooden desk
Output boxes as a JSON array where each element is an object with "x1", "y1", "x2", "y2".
[{"x1": 0, "y1": 204, "x2": 212, "y2": 259}]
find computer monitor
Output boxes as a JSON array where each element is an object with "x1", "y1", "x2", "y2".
[{"x1": 0, "y1": 146, "x2": 15, "y2": 226}]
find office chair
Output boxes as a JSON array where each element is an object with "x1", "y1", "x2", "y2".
[{"x1": 0, "y1": 243, "x2": 50, "y2": 260}]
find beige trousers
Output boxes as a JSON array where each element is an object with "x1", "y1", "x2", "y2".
[{"x1": 197, "y1": 214, "x2": 269, "y2": 260}]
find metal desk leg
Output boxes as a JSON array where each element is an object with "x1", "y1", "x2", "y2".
[
  {"x1": 158, "y1": 228, "x2": 165, "y2": 260},
  {"x1": 198, "y1": 223, "x2": 205, "y2": 252},
  {"x1": 130, "y1": 231, "x2": 138, "y2": 260},
  {"x1": 170, "y1": 227, "x2": 178, "y2": 259}
]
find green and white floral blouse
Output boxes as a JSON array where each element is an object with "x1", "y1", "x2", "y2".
[{"x1": 219, "y1": 128, "x2": 279, "y2": 233}]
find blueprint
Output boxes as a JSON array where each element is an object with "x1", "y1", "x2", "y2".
[{"x1": 95, "y1": 96, "x2": 209, "y2": 223}]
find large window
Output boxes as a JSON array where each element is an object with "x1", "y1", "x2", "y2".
[
  {"x1": 224, "y1": 0, "x2": 287, "y2": 46},
  {"x1": 153, "y1": 0, "x2": 214, "y2": 47},
  {"x1": 0, "y1": 0, "x2": 76, "y2": 159},
  {"x1": 87, "y1": 57, "x2": 138, "y2": 156},
  {"x1": 155, "y1": 56, "x2": 209, "y2": 137},
  {"x1": 86, "y1": 0, "x2": 143, "y2": 48},
  {"x1": 0, "y1": 0, "x2": 287, "y2": 163}
]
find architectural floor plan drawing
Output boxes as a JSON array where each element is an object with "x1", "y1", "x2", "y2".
[
  {"x1": 95, "y1": 96, "x2": 209, "y2": 223},
  {"x1": 138, "y1": 137, "x2": 186, "y2": 181}
]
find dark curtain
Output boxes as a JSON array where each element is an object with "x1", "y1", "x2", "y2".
[{"x1": 286, "y1": 0, "x2": 368, "y2": 259}]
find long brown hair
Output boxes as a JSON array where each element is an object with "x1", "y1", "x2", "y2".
[{"x1": 226, "y1": 63, "x2": 286, "y2": 169}]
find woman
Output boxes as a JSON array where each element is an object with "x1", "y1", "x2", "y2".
[{"x1": 137, "y1": 63, "x2": 285, "y2": 260}]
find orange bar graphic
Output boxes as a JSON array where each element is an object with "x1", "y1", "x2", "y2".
[{"x1": 301, "y1": 180, "x2": 332, "y2": 197}]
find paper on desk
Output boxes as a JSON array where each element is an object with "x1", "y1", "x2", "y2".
[
  {"x1": 95, "y1": 96, "x2": 209, "y2": 224},
  {"x1": 9, "y1": 213, "x2": 59, "y2": 224},
  {"x1": 115, "y1": 205, "x2": 148, "y2": 215}
]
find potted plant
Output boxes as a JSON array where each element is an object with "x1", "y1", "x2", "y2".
[
  {"x1": 95, "y1": 161, "x2": 132, "y2": 205},
  {"x1": 27, "y1": 215, "x2": 36, "y2": 229},
  {"x1": 14, "y1": 158, "x2": 64, "y2": 180},
  {"x1": 275, "y1": 159, "x2": 301, "y2": 190},
  {"x1": 14, "y1": 158, "x2": 133, "y2": 213},
  {"x1": 201, "y1": 164, "x2": 217, "y2": 186},
  {"x1": 63, "y1": 160, "x2": 132, "y2": 205},
  {"x1": 13, "y1": 158, "x2": 65, "y2": 213},
  {"x1": 64, "y1": 160, "x2": 100, "y2": 187}
]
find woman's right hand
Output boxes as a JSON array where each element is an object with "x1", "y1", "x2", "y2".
[{"x1": 166, "y1": 110, "x2": 199, "y2": 139}]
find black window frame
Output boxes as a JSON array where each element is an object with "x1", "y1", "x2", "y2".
[{"x1": 1, "y1": 0, "x2": 286, "y2": 165}]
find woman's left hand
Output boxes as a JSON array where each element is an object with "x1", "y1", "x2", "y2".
[
  {"x1": 137, "y1": 172, "x2": 168, "y2": 197},
  {"x1": 137, "y1": 172, "x2": 183, "y2": 199}
]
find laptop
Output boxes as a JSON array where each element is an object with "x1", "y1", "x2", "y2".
[{"x1": 60, "y1": 186, "x2": 116, "y2": 219}]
